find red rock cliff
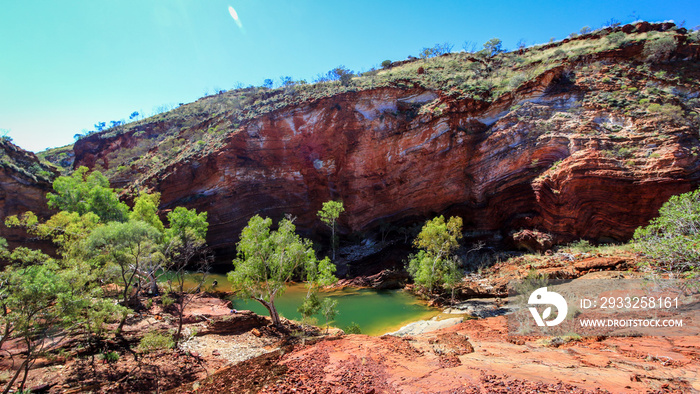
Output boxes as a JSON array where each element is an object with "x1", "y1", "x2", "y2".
[
  {"x1": 144, "y1": 84, "x2": 698, "y2": 259},
  {"x1": 72, "y1": 26, "x2": 700, "y2": 263},
  {"x1": 0, "y1": 141, "x2": 56, "y2": 251}
]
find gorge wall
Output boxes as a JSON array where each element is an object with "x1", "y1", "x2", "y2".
[
  {"x1": 68, "y1": 26, "x2": 700, "y2": 264},
  {"x1": 99, "y1": 76, "x2": 699, "y2": 261},
  {"x1": 0, "y1": 141, "x2": 56, "y2": 251}
]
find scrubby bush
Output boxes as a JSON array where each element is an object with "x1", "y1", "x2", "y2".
[
  {"x1": 407, "y1": 216, "x2": 463, "y2": 294},
  {"x1": 643, "y1": 36, "x2": 677, "y2": 63},
  {"x1": 606, "y1": 32, "x2": 627, "y2": 45},
  {"x1": 419, "y1": 42, "x2": 453, "y2": 59},
  {"x1": 508, "y1": 73, "x2": 528, "y2": 89},
  {"x1": 345, "y1": 322, "x2": 362, "y2": 334},
  {"x1": 138, "y1": 331, "x2": 174, "y2": 353},
  {"x1": 647, "y1": 103, "x2": 685, "y2": 122},
  {"x1": 100, "y1": 351, "x2": 120, "y2": 363},
  {"x1": 482, "y1": 38, "x2": 504, "y2": 57},
  {"x1": 633, "y1": 189, "x2": 700, "y2": 273}
]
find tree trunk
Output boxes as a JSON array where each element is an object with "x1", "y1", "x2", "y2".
[
  {"x1": 331, "y1": 222, "x2": 336, "y2": 261},
  {"x1": 268, "y1": 303, "x2": 281, "y2": 326},
  {"x1": 174, "y1": 296, "x2": 185, "y2": 344},
  {"x1": 116, "y1": 310, "x2": 129, "y2": 334},
  {"x1": 256, "y1": 298, "x2": 282, "y2": 326},
  {"x1": 2, "y1": 359, "x2": 27, "y2": 394},
  {"x1": 0, "y1": 307, "x2": 12, "y2": 351},
  {"x1": 19, "y1": 358, "x2": 31, "y2": 393},
  {"x1": 149, "y1": 272, "x2": 158, "y2": 295}
]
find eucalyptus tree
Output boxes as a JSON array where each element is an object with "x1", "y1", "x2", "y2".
[
  {"x1": 318, "y1": 200, "x2": 344, "y2": 260},
  {"x1": 228, "y1": 215, "x2": 336, "y2": 326},
  {"x1": 407, "y1": 215, "x2": 463, "y2": 294},
  {"x1": 86, "y1": 220, "x2": 163, "y2": 331}
]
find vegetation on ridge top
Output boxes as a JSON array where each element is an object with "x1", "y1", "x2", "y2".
[{"x1": 33, "y1": 22, "x2": 700, "y2": 188}]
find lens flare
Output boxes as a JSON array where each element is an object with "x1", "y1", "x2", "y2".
[
  {"x1": 228, "y1": 5, "x2": 243, "y2": 30},
  {"x1": 228, "y1": 6, "x2": 239, "y2": 21}
]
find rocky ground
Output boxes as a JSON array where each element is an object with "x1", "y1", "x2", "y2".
[
  {"x1": 0, "y1": 295, "x2": 292, "y2": 393},
  {"x1": 1, "y1": 249, "x2": 697, "y2": 393},
  {"x1": 169, "y1": 314, "x2": 699, "y2": 394}
]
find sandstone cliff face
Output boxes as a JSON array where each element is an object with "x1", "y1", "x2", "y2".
[
  {"x1": 144, "y1": 79, "x2": 698, "y2": 260},
  {"x1": 0, "y1": 141, "x2": 56, "y2": 250},
  {"x1": 71, "y1": 25, "x2": 700, "y2": 264}
]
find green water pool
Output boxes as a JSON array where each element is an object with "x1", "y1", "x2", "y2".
[{"x1": 180, "y1": 273, "x2": 440, "y2": 336}]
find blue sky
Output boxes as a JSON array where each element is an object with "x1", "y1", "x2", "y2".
[{"x1": 1, "y1": 1, "x2": 698, "y2": 152}]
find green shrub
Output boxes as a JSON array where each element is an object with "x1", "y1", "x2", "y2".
[
  {"x1": 643, "y1": 36, "x2": 677, "y2": 63},
  {"x1": 566, "y1": 239, "x2": 594, "y2": 253},
  {"x1": 345, "y1": 322, "x2": 362, "y2": 334},
  {"x1": 606, "y1": 31, "x2": 627, "y2": 45},
  {"x1": 613, "y1": 146, "x2": 634, "y2": 158},
  {"x1": 138, "y1": 331, "x2": 174, "y2": 353},
  {"x1": 482, "y1": 38, "x2": 504, "y2": 57},
  {"x1": 552, "y1": 49, "x2": 567, "y2": 59},
  {"x1": 161, "y1": 294, "x2": 174, "y2": 307},
  {"x1": 633, "y1": 189, "x2": 700, "y2": 273},
  {"x1": 647, "y1": 103, "x2": 684, "y2": 122},
  {"x1": 100, "y1": 351, "x2": 119, "y2": 363},
  {"x1": 508, "y1": 73, "x2": 528, "y2": 89},
  {"x1": 419, "y1": 43, "x2": 453, "y2": 59}
]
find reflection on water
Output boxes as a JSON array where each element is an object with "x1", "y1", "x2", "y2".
[{"x1": 179, "y1": 273, "x2": 439, "y2": 336}]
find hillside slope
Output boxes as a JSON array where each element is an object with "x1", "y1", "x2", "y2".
[
  {"x1": 0, "y1": 140, "x2": 57, "y2": 250},
  {"x1": 44, "y1": 22, "x2": 700, "y2": 262}
]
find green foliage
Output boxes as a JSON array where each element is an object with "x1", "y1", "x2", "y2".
[
  {"x1": 47, "y1": 167, "x2": 129, "y2": 223},
  {"x1": 513, "y1": 270, "x2": 550, "y2": 301},
  {"x1": 344, "y1": 322, "x2": 362, "y2": 334},
  {"x1": 330, "y1": 66, "x2": 354, "y2": 87},
  {"x1": 508, "y1": 73, "x2": 528, "y2": 89},
  {"x1": 0, "y1": 260, "x2": 109, "y2": 391},
  {"x1": 297, "y1": 291, "x2": 321, "y2": 321},
  {"x1": 6, "y1": 211, "x2": 101, "y2": 259},
  {"x1": 318, "y1": 200, "x2": 344, "y2": 260},
  {"x1": 7, "y1": 247, "x2": 52, "y2": 267},
  {"x1": 483, "y1": 38, "x2": 504, "y2": 57},
  {"x1": 130, "y1": 192, "x2": 165, "y2": 232},
  {"x1": 0, "y1": 164, "x2": 211, "y2": 384},
  {"x1": 298, "y1": 253, "x2": 336, "y2": 324},
  {"x1": 100, "y1": 351, "x2": 120, "y2": 363},
  {"x1": 646, "y1": 103, "x2": 684, "y2": 122},
  {"x1": 86, "y1": 220, "x2": 164, "y2": 310},
  {"x1": 633, "y1": 189, "x2": 700, "y2": 272},
  {"x1": 407, "y1": 216, "x2": 463, "y2": 293},
  {"x1": 166, "y1": 207, "x2": 209, "y2": 243},
  {"x1": 320, "y1": 298, "x2": 338, "y2": 333},
  {"x1": 138, "y1": 331, "x2": 174, "y2": 353},
  {"x1": 161, "y1": 294, "x2": 175, "y2": 307},
  {"x1": 2, "y1": 262, "x2": 70, "y2": 334},
  {"x1": 381, "y1": 60, "x2": 392, "y2": 68},
  {"x1": 643, "y1": 36, "x2": 677, "y2": 63},
  {"x1": 0, "y1": 237, "x2": 8, "y2": 261},
  {"x1": 164, "y1": 206, "x2": 210, "y2": 292},
  {"x1": 419, "y1": 42, "x2": 453, "y2": 59},
  {"x1": 228, "y1": 215, "x2": 335, "y2": 326},
  {"x1": 606, "y1": 32, "x2": 627, "y2": 45},
  {"x1": 565, "y1": 239, "x2": 594, "y2": 253}
]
